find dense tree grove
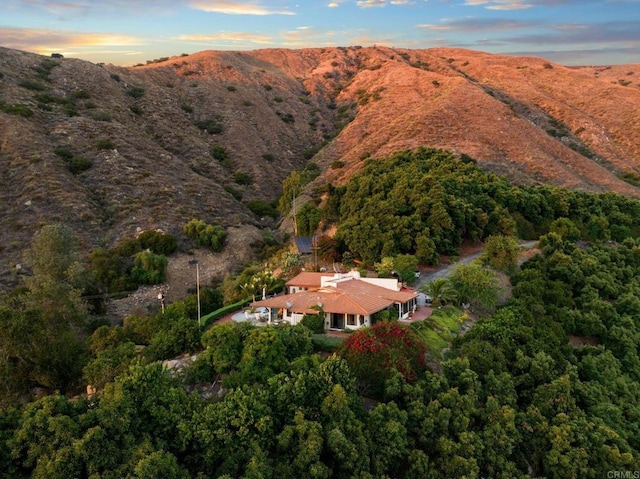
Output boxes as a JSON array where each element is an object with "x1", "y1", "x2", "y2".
[
  {"x1": 0, "y1": 228, "x2": 222, "y2": 407},
  {"x1": 4, "y1": 148, "x2": 640, "y2": 477},
  {"x1": 4, "y1": 258, "x2": 640, "y2": 479},
  {"x1": 328, "y1": 147, "x2": 640, "y2": 264}
]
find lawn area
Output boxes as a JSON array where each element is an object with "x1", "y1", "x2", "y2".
[
  {"x1": 312, "y1": 334, "x2": 344, "y2": 352},
  {"x1": 411, "y1": 305, "x2": 465, "y2": 359}
]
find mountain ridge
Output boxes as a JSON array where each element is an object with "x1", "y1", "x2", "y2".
[{"x1": 1, "y1": 45, "x2": 639, "y2": 287}]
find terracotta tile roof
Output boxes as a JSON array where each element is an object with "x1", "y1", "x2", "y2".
[
  {"x1": 253, "y1": 276, "x2": 418, "y2": 316},
  {"x1": 336, "y1": 280, "x2": 417, "y2": 308},
  {"x1": 286, "y1": 272, "x2": 333, "y2": 288}
]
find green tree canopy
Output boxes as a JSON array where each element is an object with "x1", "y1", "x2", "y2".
[
  {"x1": 450, "y1": 263, "x2": 500, "y2": 313},
  {"x1": 483, "y1": 235, "x2": 521, "y2": 273},
  {"x1": 183, "y1": 219, "x2": 227, "y2": 252}
]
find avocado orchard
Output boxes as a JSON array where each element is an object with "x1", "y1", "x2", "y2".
[
  {"x1": 327, "y1": 147, "x2": 640, "y2": 265},
  {"x1": 3, "y1": 149, "x2": 640, "y2": 477}
]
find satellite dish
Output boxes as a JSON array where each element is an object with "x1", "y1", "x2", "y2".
[{"x1": 286, "y1": 301, "x2": 292, "y2": 309}]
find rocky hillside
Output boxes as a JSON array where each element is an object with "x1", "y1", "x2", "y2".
[{"x1": 1, "y1": 45, "x2": 639, "y2": 287}]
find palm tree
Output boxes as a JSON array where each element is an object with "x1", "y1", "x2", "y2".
[{"x1": 419, "y1": 278, "x2": 458, "y2": 308}]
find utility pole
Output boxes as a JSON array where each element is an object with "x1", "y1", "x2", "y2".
[
  {"x1": 313, "y1": 234, "x2": 318, "y2": 271},
  {"x1": 292, "y1": 191, "x2": 298, "y2": 236}
]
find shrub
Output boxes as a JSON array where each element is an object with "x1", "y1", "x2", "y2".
[
  {"x1": 301, "y1": 313, "x2": 325, "y2": 334},
  {"x1": 91, "y1": 111, "x2": 112, "y2": 122},
  {"x1": 110, "y1": 74, "x2": 121, "y2": 82},
  {"x1": 63, "y1": 104, "x2": 79, "y2": 116},
  {"x1": 130, "y1": 250, "x2": 168, "y2": 285},
  {"x1": 276, "y1": 111, "x2": 294, "y2": 123},
  {"x1": 67, "y1": 156, "x2": 93, "y2": 174},
  {"x1": 87, "y1": 248, "x2": 134, "y2": 293},
  {"x1": 54, "y1": 146, "x2": 74, "y2": 160},
  {"x1": 181, "y1": 103, "x2": 193, "y2": 113},
  {"x1": 339, "y1": 322, "x2": 427, "y2": 398},
  {"x1": 33, "y1": 59, "x2": 59, "y2": 80},
  {"x1": 226, "y1": 85, "x2": 237, "y2": 92},
  {"x1": 223, "y1": 185, "x2": 243, "y2": 201},
  {"x1": 126, "y1": 86, "x2": 146, "y2": 98},
  {"x1": 194, "y1": 117, "x2": 224, "y2": 134},
  {"x1": 209, "y1": 144, "x2": 230, "y2": 166},
  {"x1": 33, "y1": 93, "x2": 71, "y2": 105},
  {"x1": 263, "y1": 84, "x2": 273, "y2": 91},
  {"x1": 183, "y1": 219, "x2": 228, "y2": 252},
  {"x1": 96, "y1": 138, "x2": 116, "y2": 150},
  {"x1": 245, "y1": 199, "x2": 279, "y2": 218},
  {"x1": 53, "y1": 145, "x2": 92, "y2": 173},
  {"x1": 73, "y1": 89, "x2": 90, "y2": 99},
  {"x1": 111, "y1": 237, "x2": 142, "y2": 257},
  {"x1": 331, "y1": 160, "x2": 345, "y2": 169},
  {"x1": 18, "y1": 79, "x2": 46, "y2": 91},
  {"x1": 617, "y1": 171, "x2": 640, "y2": 187},
  {"x1": 233, "y1": 171, "x2": 253, "y2": 185},
  {"x1": 137, "y1": 230, "x2": 177, "y2": 255},
  {"x1": 303, "y1": 143, "x2": 322, "y2": 160},
  {"x1": 0, "y1": 101, "x2": 34, "y2": 118},
  {"x1": 273, "y1": 96, "x2": 283, "y2": 103},
  {"x1": 130, "y1": 105, "x2": 142, "y2": 115}
]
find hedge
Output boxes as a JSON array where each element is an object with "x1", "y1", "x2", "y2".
[{"x1": 201, "y1": 298, "x2": 252, "y2": 328}]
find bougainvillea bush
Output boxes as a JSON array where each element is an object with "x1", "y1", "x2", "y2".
[{"x1": 339, "y1": 322, "x2": 428, "y2": 398}]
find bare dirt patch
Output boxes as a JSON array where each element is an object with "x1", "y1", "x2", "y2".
[{"x1": 568, "y1": 335, "x2": 599, "y2": 347}]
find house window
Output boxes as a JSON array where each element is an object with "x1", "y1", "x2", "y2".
[
  {"x1": 331, "y1": 313, "x2": 345, "y2": 330},
  {"x1": 347, "y1": 314, "x2": 356, "y2": 326}
]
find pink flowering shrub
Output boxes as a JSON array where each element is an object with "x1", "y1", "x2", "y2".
[{"x1": 339, "y1": 322, "x2": 427, "y2": 397}]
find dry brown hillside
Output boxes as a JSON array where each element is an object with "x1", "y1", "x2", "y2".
[
  {"x1": 305, "y1": 47, "x2": 640, "y2": 194},
  {"x1": 1, "y1": 45, "x2": 639, "y2": 288}
]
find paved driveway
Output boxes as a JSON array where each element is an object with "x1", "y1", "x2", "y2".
[{"x1": 414, "y1": 240, "x2": 538, "y2": 304}]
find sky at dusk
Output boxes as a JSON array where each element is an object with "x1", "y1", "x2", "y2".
[{"x1": 1, "y1": 0, "x2": 639, "y2": 67}]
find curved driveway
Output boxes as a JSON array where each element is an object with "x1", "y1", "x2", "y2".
[{"x1": 414, "y1": 240, "x2": 538, "y2": 303}]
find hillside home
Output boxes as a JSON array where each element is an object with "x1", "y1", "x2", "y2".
[{"x1": 250, "y1": 271, "x2": 418, "y2": 331}]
